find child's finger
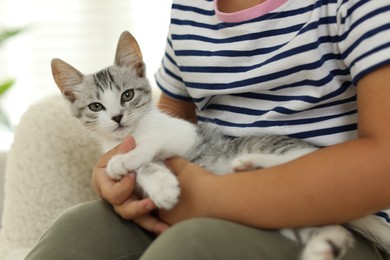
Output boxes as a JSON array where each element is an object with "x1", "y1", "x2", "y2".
[{"x1": 99, "y1": 173, "x2": 136, "y2": 205}]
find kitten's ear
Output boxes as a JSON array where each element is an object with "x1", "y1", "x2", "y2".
[
  {"x1": 114, "y1": 31, "x2": 145, "y2": 77},
  {"x1": 51, "y1": 58, "x2": 83, "y2": 103}
]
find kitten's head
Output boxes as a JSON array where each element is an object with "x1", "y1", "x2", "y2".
[{"x1": 51, "y1": 31, "x2": 152, "y2": 141}]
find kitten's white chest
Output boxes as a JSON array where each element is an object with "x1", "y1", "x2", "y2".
[{"x1": 105, "y1": 108, "x2": 198, "y2": 178}]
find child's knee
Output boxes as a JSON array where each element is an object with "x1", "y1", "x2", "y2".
[{"x1": 141, "y1": 218, "x2": 233, "y2": 260}]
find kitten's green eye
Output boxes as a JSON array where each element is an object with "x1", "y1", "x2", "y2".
[
  {"x1": 121, "y1": 90, "x2": 134, "y2": 103},
  {"x1": 88, "y1": 102, "x2": 105, "y2": 112}
]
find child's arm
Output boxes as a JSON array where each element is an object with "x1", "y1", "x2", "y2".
[
  {"x1": 158, "y1": 92, "x2": 197, "y2": 123},
  {"x1": 160, "y1": 64, "x2": 390, "y2": 229}
]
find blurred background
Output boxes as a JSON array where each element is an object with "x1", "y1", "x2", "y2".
[{"x1": 0, "y1": 0, "x2": 172, "y2": 150}]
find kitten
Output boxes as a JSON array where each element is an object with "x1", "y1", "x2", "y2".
[{"x1": 51, "y1": 31, "x2": 390, "y2": 260}]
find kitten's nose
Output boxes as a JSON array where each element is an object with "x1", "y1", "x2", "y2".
[{"x1": 112, "y1": 114, "x2": 123, "y2": 123}]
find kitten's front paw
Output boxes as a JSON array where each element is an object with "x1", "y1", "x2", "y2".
[
  {"x1": 150, "y1": 173, "x2": 180, "y2": 210},
  {"x1": 301, "y1": 226, "x2": 354, "y2": 260},
  {"x1": 138, "y1": 164, "x2": 180, "y2": 210},
  {"x1": 106, "y1": 154, "x2": 129, "y2": 180}
]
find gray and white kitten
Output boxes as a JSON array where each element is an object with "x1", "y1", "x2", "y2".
[{"x1": 51, "y1": 31, "x2": 390, "y2": 260}]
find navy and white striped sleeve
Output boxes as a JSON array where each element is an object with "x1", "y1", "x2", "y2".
[
  {"x1": 155, "y1": 33, "x2": 192, "y2": 101},
  {"x1": 337, "y1": 0, "x2": 390, "y2": 85}
]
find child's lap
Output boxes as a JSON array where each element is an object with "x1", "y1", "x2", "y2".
[{"x1": 26, "y1": 200, "x2": 385, "y2": 260}]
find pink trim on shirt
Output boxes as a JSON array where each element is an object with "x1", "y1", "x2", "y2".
[{"x1": 215, "y1": 0, "x2": 288, "y2": 23}]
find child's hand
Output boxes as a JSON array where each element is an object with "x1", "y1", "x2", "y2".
[
  {"x1": 92, "y1": 136, "x2": 169, "y2": 234},
  {"x1": 159, "y1": 156, "x2": 216, "y2": 225},
  {"x1": 92, "y1": 136, "x2": 137, "y2": 203}
]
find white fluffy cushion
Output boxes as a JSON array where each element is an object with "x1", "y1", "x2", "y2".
[{"x1": 0, "y1": 95, "x2": 101, "y2": 260}]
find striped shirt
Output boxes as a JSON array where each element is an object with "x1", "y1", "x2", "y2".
[{"x1": 155, "y1": 0, "x2": 390, "y2": 147}]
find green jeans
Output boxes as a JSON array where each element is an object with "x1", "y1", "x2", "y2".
[{"x1": 26, "y1": 200, "x2": 386, "y2": 260}]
